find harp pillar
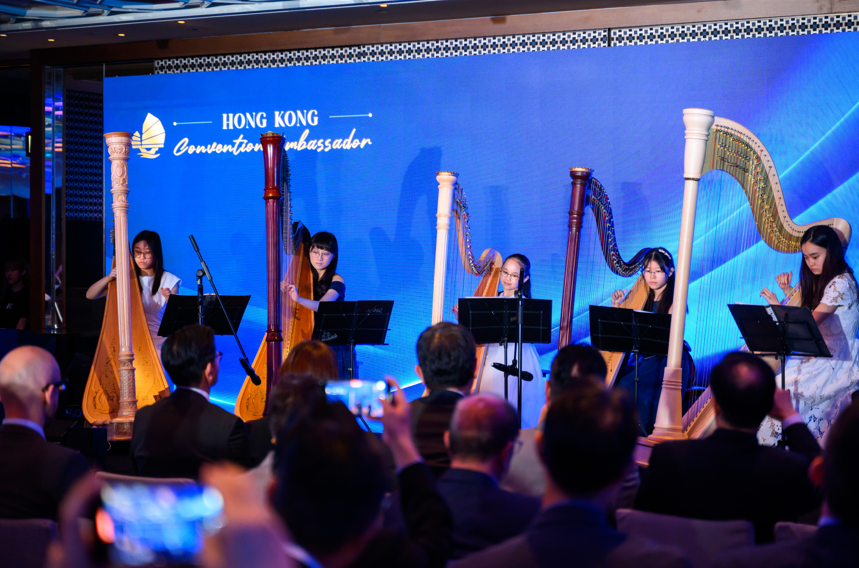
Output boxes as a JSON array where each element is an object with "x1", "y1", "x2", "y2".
[
  {"x1": 650, "y1": 109, "x2": 715, "y2": 443},
  {"x1": 432, "y1": 171, "x2": 458, "y2": 325},
  {"x1": 261, "y1": 132, "x2": 285, "y2": 414},
  {"x1": 558, "y1": 167, "x2": 593, "y2": 348},
  {"x1": 104, "y1": 133, "x2": 137, "y2": 441}
]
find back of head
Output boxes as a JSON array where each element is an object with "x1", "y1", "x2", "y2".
[
  {"x1": 549, "y1": 343, "x2": 607, "y2": 400},
  {"x1": 709, "y1": 352, "x2": 775, "y2": 429},
  {"x1": 416, "y1": 322, "x2": 476, "y2": 390},
  {"x1": 268, "y1": 373, "x2": 324, "y2": 438},
  {"x1": 281, "y1": 340, "x2": 339, "y2": 381},
  {"x1": 161, "y1": 324, "x2": 216, "y2": 388},
  {"x1": 448, "y1": 394, "x2": 519, "y2": 462},
  {"x1": 273, "y1": 399, "x2": 388, "y2": 556},
  {"x1": 541, "y1": 387, "x2": 637, "y2": 496},
  {"x1": 823, "y1": 402, "x2": 859, "y2": 527},
  {"x1": 0, "y1": 346, "x2": 59, "y2": 414}
]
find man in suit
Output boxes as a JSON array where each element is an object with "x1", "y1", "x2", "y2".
[
  {"x1": 0, "y1": 346, "x2": 90, "y2": 520},
  {"x1": 714, "y1": 401, "x2": 859, "y2": 568},
  {"x1": 131, "y1": 324, "x2": 250, "y2": 478},
  {"x1": 634, "y1": 352, "x2": 821, "y2": 542},
  {"x1": 410, "y1": 322, "x2": 476, "y2": 478},
  {"x1": 451, "y1": 386, "x2": 689, "y2": 568},
  {"x1": 437, "y1": 394, "x2": 541, "y2": 559}
]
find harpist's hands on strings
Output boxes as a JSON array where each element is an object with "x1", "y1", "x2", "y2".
[
  {"x1": 285, "y1": 284, "x2": 299, "y2": 301},
  {"x1": 160, "y1": 287, "x2": 172, "y2": 300},
  {"x1": 611, "y1": 289, "x2": 627, "y2": 308},
  {"x1": 760, "y1": 288, "x2": 780, "y2": 305},
  {"x1": 776, "y1": 271, "x2": 793, "y2": 295},
  {"x1": 108, "y1": 268, "x2": 117, "y2": 281}
]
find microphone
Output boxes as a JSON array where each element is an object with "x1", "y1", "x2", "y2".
[
  {"x1": 492, "y1": 361, "x2": 534, "y2": 382},
  {"x1": 189, "y1": 235, "x2": 213, "y2": 283}
]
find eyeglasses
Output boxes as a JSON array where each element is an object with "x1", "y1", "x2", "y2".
[
  {"x1": 643, "y1": 270, "x2": 665, "y2": 277},
  {"x1": 512, "y1": 439, "x2": 524, "y2": 454},
  {"x1": 42, "y1": 380, "x2": 66, "y2": 393},
  {"x1": 133, "y1": 250, "x2": 153, "y2": 258},
  {"x1": 309, "y1": 249, "x2": 333, "y2": 260},
  {"x1": 501, "y1": 269, "x2": 520, "y2": 280}
]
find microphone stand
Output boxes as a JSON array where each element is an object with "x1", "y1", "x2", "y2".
[
  {"x1": 516, "y1": 276, "x2": 525, "y2": 428},
  {"x1": 196, "y1": 269, "x2": 205, "y2": 326},
  {"x1": 189, "y1": 235, "x2": 262, "y2": 386}
]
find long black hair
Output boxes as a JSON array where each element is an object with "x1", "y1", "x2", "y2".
[
  {"x1": 308, "y1": 232, "x2": 339, "y2": 300},
  {"x1": 503, "y1": 253, "x2": 531, "y2": 299},
  {"x1": 641, "y1": 248, "x2": 675, "y2": 315},
  {"x1": 131, "y1": 230, "x2": 165, "y2": 296},
  {"x1": 799, "y1": 225, "x2": 854, "y2": 310}
]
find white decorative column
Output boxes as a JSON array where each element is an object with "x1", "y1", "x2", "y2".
[
  {"x1": 649, "y1": 109, "x2": 715, "y2": 442},
  {"x1": 105, "y1": 132, "x2": 138, "y2": 441},
  {"x1": 432, "y1": 172, "x2": 457, "y2": 324}
]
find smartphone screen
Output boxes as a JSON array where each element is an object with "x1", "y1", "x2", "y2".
[
  {"x1": 324, "y1": 379, "x2": 390, "y2": 418},
  {"x1": 95, "y1": 481, "x2": 224, "y2": 566}
]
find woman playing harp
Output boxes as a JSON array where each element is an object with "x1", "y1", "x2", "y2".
[{"x1": 759, "y1": 225, "x2": 859, "y2": 444}]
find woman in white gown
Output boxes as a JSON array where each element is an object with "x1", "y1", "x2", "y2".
[
  {"x1": 759, "y1": 225, "x2": 859, "y2": 445},
  {"x1": 477, "y1": 254, "x2": 544, "y2": 428}
]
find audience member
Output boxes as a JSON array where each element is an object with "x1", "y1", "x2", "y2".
[
  {"x1": 131, "y1": 324, "x2": 251, "y2": 478},
  {"x1": 437, "y1": 394, "x2": 540, "y2": 559},
  {"x1": 274, "y1": 379, "x2": 453, "y2": 568},
  {"x1": 502, "y1": 343, "x2": 607, "y2": 497},
  {"x1": 0, "y1": 346, "x2": 90, "y2": 520},
  {"x1": 410, "y1": 322, "x2": 477, "y2": 477},
  {"x1": 635, "y1": 352, "x2": 821, "y2": 542},
  {"x1": 714, "y1": 402, "x2": 859, "y2": 568},
  {"x1": 0, "y1": 256, "x2": 30, "y2": 330},
  {"x1": 451, "y1": 388, "x2": 689, "y2": 568}
]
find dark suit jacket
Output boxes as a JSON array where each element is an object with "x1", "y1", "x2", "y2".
[
  {"x1": 409, "y1": 389, "x2": 464, "y2": 478},
  {"x1": 130, "y1": 388, "x2": 250, "y2": 478},
  {"x1": 450, "y1": 501, "x2": 690, "y2": 568},
  {"x1": 437, "y1": 468, "x2": 541, "y2": 559},
  {"x1": 713, "y1": 523, "x2": 859, "y2": 568},
  {"x1": 634, "y1": 425, "x2": 821, "y2": 543},
  {"x1": 0, "y1": 424, "x2": 90, "y2": 520}
]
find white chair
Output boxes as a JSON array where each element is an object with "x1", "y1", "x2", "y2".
[{"x1": 774, "y1": 521, "x2": 817, "y2": 542}]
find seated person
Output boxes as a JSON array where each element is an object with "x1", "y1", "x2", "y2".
[
  {"x1": 451, "y1": 387, "x2": 689, "y2": 568},
  {"x1": 131, "y1": 324, "x2": 250, "y2": 478},
  {"x1": 410, "y1": 322, "x2": 477, "y2": 478},
  {"x1": 438, "y1": 394, "x2": 540, "y2": 559},
  {"x1": 714, "y1": 401, "x2": 859, "y2": 568},
  {"x1": 0, "y1": 346, "x2": 90, "y2": 520},
  {"x1": 635, "y1": 352, "x2": 821, "y2": 542}
]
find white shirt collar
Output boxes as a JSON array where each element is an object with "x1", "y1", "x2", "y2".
[
  {"x1": 2, "y1": 418, "x2": 46, "y2": 439},
  {"x1": 177, "y1": 386, "x2": 210, "y2": 402}
]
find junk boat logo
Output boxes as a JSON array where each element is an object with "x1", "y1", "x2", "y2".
[{"x1": 131, "y1": 113, "x2": 165, "y2": 159}]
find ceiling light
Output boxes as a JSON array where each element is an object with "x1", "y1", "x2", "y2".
[
  {"x1": 117, "y1": 33, "x2": 125, "y2": 37},
  {"x1": 380, "y1": 3, "x2": 387, "y2": 6},
  {"x1": 0, "y1": 34, "x2": 6, "y2": 37},
  {"x1": 177, "y1": 20, "x2": 185, "y2": 24},
  {"x1": 48, "y1": 39, "x2": 55, "y2": 42}
]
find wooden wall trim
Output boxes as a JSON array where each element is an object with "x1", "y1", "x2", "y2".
[{"x1": 36, "y1": 0, "x2": 859, "y2": 66}]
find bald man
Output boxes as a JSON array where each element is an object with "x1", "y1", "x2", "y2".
[
  {"x1": 0, "y1": 346, "x2": 90, "y2": 520},
  {"x1": 437, "y1": 394, "x2": 540, "y2": 560}
]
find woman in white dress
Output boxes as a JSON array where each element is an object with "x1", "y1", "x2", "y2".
[
  {"x1": 759, "y1": 225, "x2": 859, "y2": 445},
  {"x1": 87, "y1": 230, "x2": 181, "y2": 355},
  {"x1": 477, "y1": 254, "x2": 544, "y2": 428}
]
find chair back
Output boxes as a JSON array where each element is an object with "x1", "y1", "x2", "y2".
[
  {"x1": 0, "y1": 518, "x2": 58, "y2": 568},
  {"x1": 774, "y1": 521, "x2": 817, "y2": 542},
  {"x1": 616, "y1": 508, "x2": 754, "y2": 568}
]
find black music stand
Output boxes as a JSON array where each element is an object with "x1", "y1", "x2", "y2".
[
  {"x1": 159, "y1": 294, "x2": 251, "y2": 338},
  {"x1": 314, "y1": 301, "x2": 394, "y2": 380},
  {"x1": 458, "y1": 297, "x2": 552, "y2": 426},
  {"x1": 728, "y1": 304, "x2": 831, "y2": 390},
  {"x1": 589, "y1": 305, "x2": 672, "y2": 436}
]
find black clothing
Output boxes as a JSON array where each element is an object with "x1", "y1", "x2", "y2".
[
  {"x1": 0, "y1": 287, "x2": 29, "y2": 329},
  {"x1": 312, "y1": 279, "x2": 354, "y2": 378},
  {"x1": 409, "y1": 389, "x2": 464, "y2": 478},
  {"x1": 714, "y1": 523, "x2": 859, "y2": 568},
  {"x1": 130, "y1": 388, "x2": 251, "y2": 478}
]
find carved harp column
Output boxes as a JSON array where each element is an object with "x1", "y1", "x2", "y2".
[
  {"x1": 104, "y1": 133, "x2": 138, "y2": 441},
  {"x1": 649, "y1": 109, "x2": 715, "y2": 443},
  {"x1": 432, "y1": 171, "x2": 458, "y2": 324},
  {"x1": 558, "y1": 167, "x2": 593, "y2": 348},
  {"x1": 262, "y1": 132, "x2": 285, "y2": 412}
]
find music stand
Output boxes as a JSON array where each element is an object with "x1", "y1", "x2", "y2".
[
  {"x1": 314, "y1": 301, "x2": 394, "y2": 379},
  {"x1": 589, "y1": 305, "x2": 672, "y2": 435},
  {"x1": 728, "y1": 304, "x2": 831, "y2": 390},
  {"x1": 458, "y1": 297, "x2": 552, "y2": 426},
  {"x1": 159, "y1": 294, "x2": 251, "y2": 337}
]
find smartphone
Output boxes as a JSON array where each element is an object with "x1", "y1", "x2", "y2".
[
  {"x1": 94, "y1": 481, "x2": 224, "y2": 566},
  {"x1": 324, "y1": 379, "x2": 391, "y2": 418}
]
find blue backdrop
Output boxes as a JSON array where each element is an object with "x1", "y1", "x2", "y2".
[{"x1": 104, "y1": 31, "x2": 859, "y2": 409}]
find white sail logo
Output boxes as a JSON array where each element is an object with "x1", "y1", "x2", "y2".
[{"x1": 131, "y1": 113, "x2": 165, "y2": 159}]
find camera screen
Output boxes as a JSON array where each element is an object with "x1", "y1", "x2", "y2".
[
  {"x1": 96, "y1": 482, "x2": 224, "y2": 566},
  {"x1": 325, "y1": 379, "x2": 390, "y2": 418}
]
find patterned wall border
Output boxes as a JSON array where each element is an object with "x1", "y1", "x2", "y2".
[{"x1": 154, "y1": 12, "x2": 859, "y2": 74}]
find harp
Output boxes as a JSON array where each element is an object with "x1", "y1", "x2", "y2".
[
  {"x1": 649, "y1": 109, "x2": 853, "y2": 446},
  {"x1": 558, "y1": 167, "x2": 652, "y2": 387},
  {"x1": 83, "y1": 133, "x2": 170, "y2": 440},
  {"x1": 431, "y1": 171, "x2": 502, "y2": 390},
  {"x1": 234, "y1": 132, "x2": 313, "y2": 421}
]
